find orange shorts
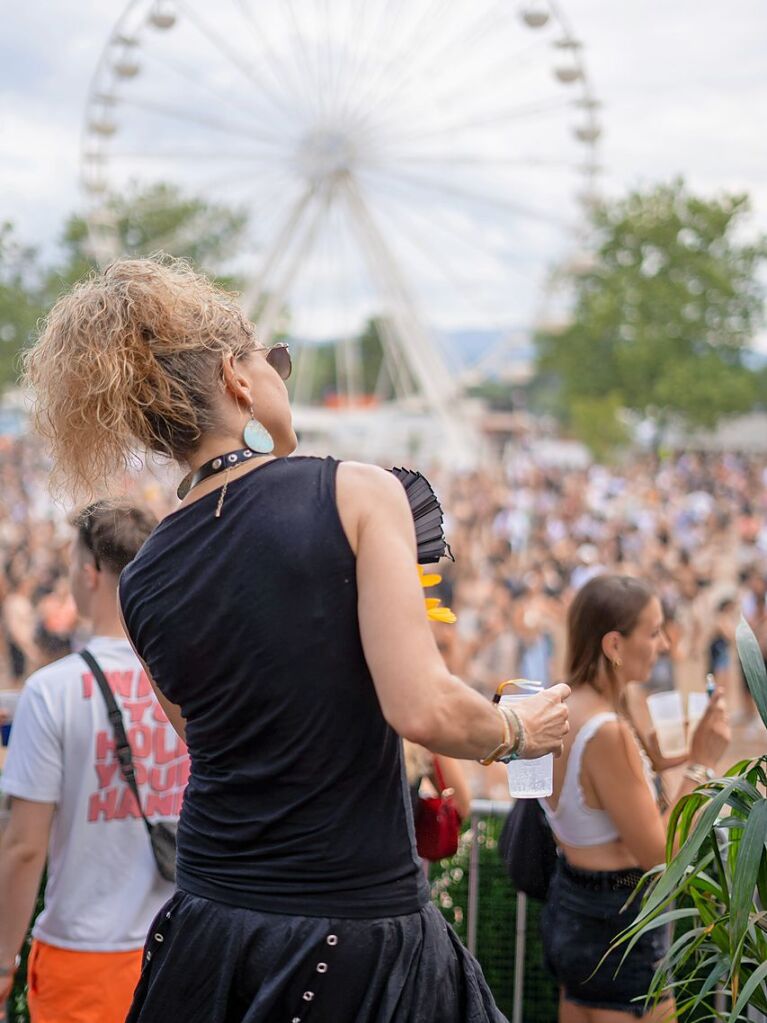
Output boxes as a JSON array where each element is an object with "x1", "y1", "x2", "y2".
[{"x1": 27, "y1": 938, "x2": 143, "y2": 1023}]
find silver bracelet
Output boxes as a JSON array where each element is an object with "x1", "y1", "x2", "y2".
[{"x1": 684, "y1": 763, "x2": 714, "y2": 786}]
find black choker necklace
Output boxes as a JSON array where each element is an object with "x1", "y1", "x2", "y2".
[{"x1": 177, "y1": 447, "x2": 264, "y2": 500}]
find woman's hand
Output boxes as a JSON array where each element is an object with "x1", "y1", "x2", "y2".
[
  {"x1": 515, "y1": 683, "x2": 571, "y2": 760},
  {"x1": 689, "y1": 689, "x2": 730, "y2": 769}
]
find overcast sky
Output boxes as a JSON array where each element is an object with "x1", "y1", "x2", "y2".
[{"x1": 1, "y1": 0, "x2": 765, "y2": 344}]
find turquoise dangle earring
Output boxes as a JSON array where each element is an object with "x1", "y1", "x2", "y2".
[{"x1": 243, "y1": 406, "x2": 275, "y2": 454}]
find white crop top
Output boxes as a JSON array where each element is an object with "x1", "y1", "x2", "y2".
[{"x1": 541, "y1": 712, "x2": 656, "y2": 847}]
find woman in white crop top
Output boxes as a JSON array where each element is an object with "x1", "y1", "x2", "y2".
[{"x1": 541, "y1": 574, "x2": 729, "y2": 1023}]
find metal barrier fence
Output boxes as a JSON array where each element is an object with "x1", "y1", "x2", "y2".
[{"x1": 430, "y1": 800, "x2": 558, "y2": 1023}]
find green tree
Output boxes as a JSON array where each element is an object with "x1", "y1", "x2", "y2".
[
  {"x1": 47, "y1": 181, "x2": 248, "y2": 298},
  {"x1": 0, "y1": 224, "x2": 46, "y2": 391},
  {"x1": 291, "y1": 317, "x2": 388, "y2": 403},
  {"x1": 0, "y1": 186, "x2": 250, "y2": 395},
  {"x1": 536, "y1": 181, "x2": 767, "y2": 449}
]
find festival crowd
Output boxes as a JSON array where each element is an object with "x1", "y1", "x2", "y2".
[{"x1": 1, "y1": 437, "x2": 766, "y2": 726}]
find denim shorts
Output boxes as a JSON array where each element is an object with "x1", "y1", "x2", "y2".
[{"x1": 542, "y1": 860, "x2": 667, "y2": 1017}]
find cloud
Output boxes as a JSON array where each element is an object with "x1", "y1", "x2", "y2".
[{"x1": 0, "y1": 0, "x2": 764, "y2": 347}]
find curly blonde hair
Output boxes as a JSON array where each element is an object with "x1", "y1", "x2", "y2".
[{"x1": 23, "y1": 256, "x2": 256, "y2": 497}]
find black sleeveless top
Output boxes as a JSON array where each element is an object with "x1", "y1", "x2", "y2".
[{"x1": 119, "y1": 456, "x2": 428, "y2": 918}]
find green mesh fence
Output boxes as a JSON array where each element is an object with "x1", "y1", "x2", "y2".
[{"x1": 430, "y1": 812, "x2": 558, "y2": 1023}]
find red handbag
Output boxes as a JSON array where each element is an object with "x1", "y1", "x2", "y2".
[{"x1": 414, "y1": 758, "x2": 462, "y2": 861}]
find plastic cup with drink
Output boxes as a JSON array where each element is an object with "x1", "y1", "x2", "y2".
[
  {"x1": 687, "y1": 691, "x2": 709, "y2": 738},
  {"x1": 647, "y1": 691, "x2": 687, "y2": 758},
  {"x1": 498, "y1": 679, "x2": 553, "y2": 799}
]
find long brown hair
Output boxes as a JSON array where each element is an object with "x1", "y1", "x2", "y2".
[{"x1": 566, "y1": 574, "x2": 654, "y2": 705}]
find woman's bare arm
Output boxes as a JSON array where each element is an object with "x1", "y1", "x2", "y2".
[{"x1": 336, "y1": 462, "x2": 570, "y2": 760}]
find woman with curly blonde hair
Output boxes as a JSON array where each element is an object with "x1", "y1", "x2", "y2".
[{"x1": 22, "y1": 257, "x2": 570, "y2": 1023}]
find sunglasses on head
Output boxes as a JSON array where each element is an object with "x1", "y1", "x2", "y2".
[{"x1": 256, "y1": 342, "x2": 292, "y2": 381}]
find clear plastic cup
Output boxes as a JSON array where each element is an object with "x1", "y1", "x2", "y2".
[
  {"x1": 647, "y1": 691, "x2": 686, "y2": 757},
  {"x1": 500, "y1": 681, "x2": 553, "y2": 798},
  {"x1": 687, "y1": 691, "x2": 709, "y2": 738}
]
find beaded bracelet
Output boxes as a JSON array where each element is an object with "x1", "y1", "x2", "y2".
[
  {"x1": 498, "y1": 702, "x2": 526, "y2": 761},
  {"x1": 478, "y1": 706, "x2": 513, "y2": 766}
]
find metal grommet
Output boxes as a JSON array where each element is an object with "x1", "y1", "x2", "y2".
[
  {"x1": 292, "y1": 1018, "x2": 301, "y2": 1022},
  {"x1": 302, "y1": 991, "x2": 314, "y2": 1002},
  {"x1": 243, "y1": 449, "x2": 253, "y2": 458},
  {"x1": 165, "y1": 911, "x2": 172, "y2": 918},
  {"x1": 316, "y1": 962, "x2": 328, "y2": 973},
  {"x1": 326, "y1": 934, "x2": 338, "y2": 946},
  {"x1": 145, "y1": 951, "x2": 152, "y2": 962},
  {"x1": 212, "y1": 458, "x2": 222, "y2": 470},
  {"x1": 154, "y1": 933, "x2": 164, "y2": 943},
  {"x1": 227, "y1": 453, "x2": 238, "y2": 463}
]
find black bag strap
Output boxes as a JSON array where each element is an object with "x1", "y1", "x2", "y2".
[{"x1": 80, "y1": 649, "x2": 153, "y2": 836}]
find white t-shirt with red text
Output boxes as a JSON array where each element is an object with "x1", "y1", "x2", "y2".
[{"x1": 1, "y1": 635, "x2": 189, "y2": 951}]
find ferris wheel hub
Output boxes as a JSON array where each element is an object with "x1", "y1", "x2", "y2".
[{"x1": 297, "y1": 128, "x2": 357, "y2": 185}]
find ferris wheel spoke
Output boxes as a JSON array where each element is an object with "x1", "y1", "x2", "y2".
[
  {"x1": 332, "y1": 0, "x2": 406, "y2": 124},
  {"x1": 380, "y1": 95, "x2": 575, "y2": 147},
  {"x1": 365, "y1": 165, "x2": 570, "y2": 230},
  {"x1": 233, "y1": 0, "x2": 318, "y2": 116},
  {"x1": 240, "y1": 183, "x2": 325, "y2": 322},
  {"x1": 395, "y1": 153, "x2": 580, "y2": 170},
  {"x1": 341, "y1": 176, "x2": 460, "y2": 407},
  {"x1": 366, "y1": 174, "x2": 544, "y2": 278},
  {"x1": 350, "y1": 2, "x2": 507, "y2": 129},
  {"x1": 342, "y1": 0, "x2": 411, "y2": 120},
  {"x1": 256, "y1": 191, "x2": 335, "y2": 346},
  {"x1": 105, "y1": 148, "x2": 289, "y2": 164},
  {"x1": 338, "y1": 0, "x2": 453, "y2": 126},
  {"x1": 282, "y1": 0, "x2": 328, "y2": 118},
  {"x1": 404, "y1": 6, "x2": 521, "y2": 94},
  {"x1": 113, "y1": 95, "x2": 288, "y2": 149},
  {"x1": 134, "y1": 42, "x2": 285, "y2": 134},
  {"x1": 389, "y1": 37, "x2": 553, "y2": 125},
  {"x1": 366, "y1": 171, "x2": 548, "y2": 284},
  {"x1": 327, "y1": 0, "x2": 373, "y2": 115},
  {"x1": 174, "y1": 0, "x2": 307, "y2": 126}
]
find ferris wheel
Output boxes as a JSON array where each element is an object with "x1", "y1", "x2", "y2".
[{"x1": 82, "y1": 0, "x2": 601, "y2": 453}]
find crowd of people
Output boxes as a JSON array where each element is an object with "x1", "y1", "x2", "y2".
[
  {"x1": 0, "y1": 257, "x2": 764, "y2": 1023},
  {"x1": 2, "y1": 438, "x2": 766, "y2": 747},
  {"x1": 431, "y1": 451, "x2": 767, "y2": 710}
]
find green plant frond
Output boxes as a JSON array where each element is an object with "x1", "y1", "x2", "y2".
[
  {"x1": 698, "y1": 954, "x2": 734, "y2": 1001},
  {"x1": 622, "y1": 865, "x2": 662, "y2": 909},
  {"x1": 653, "y1": 922, "x2": 708, "y2": 973},
  {"x1": 609, "y1": 907, "x2": 701, "y2": 972},
  {"x1": 672, "y1": 791, "x2": 707, "y2": 850},
  {"x1": 687, "y1": 865, "x2": 731, "y2": 898},
  {"x1": 671, "y1": 955, "x2": 731, "y2": 1020},
  {"x1": 745, "y1": 762, "x2": 767, "y2": 787},
  {"x1": 728, "y1": 957, "x2": 767, "y2": 1021},
  {"x1": 737, "y1": 617, "x2": 767, "y2": 729},
  {"x1": 717, "y1": 816, "x2": 748, "y2": 831},
  {"x1": 726, "y1": 758, "x2": 761, "y2": 778},
  {"x1": 641, "y1": 794, "x2": 736, "y2": 920},
  {"x1": 729, "y1": 795, "x2": 767, "y2": 969}
]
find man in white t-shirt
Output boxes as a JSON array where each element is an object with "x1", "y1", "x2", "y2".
[{"x1": 0, "y1": 501, "x2": 188, "y2": 1023}]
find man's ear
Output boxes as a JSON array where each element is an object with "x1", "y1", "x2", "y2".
[{"x1": 82, "y1": 561, "x2": 100, "y2": 592}]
